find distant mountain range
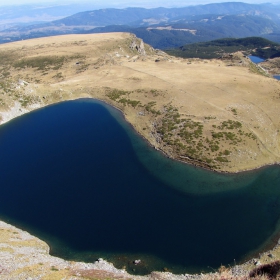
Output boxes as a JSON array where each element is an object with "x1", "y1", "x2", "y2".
[
  {"x1": 1, "y1": 2, "x2": 280, "y2": 49},
  {"x1": 0, "y1": 3, "x2": 105, "y2": 30}
]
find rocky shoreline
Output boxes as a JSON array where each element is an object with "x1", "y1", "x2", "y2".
[
  {"x1": 1, "y1": 219, "x2": 280, "y2": 280},
  {"x1": 0, "y1": 220, "x2": 197, "y2": 280},
  {"x1": 1, "y1": 96, "x2": 280, "y2": 175}
]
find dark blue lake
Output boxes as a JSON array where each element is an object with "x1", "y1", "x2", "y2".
[{"x1": 1, "y1": 99, "x2": 280, "y2": 275}]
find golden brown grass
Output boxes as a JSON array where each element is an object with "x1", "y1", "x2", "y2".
[{"x1": 0, "y1": 33, "x2": 279, "y2": 172}]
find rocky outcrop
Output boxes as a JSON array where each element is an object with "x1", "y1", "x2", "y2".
[
  {"x1": 2, "y1": 218, "x2": 280, "y2": 280},
  {"x1": 0, "y1": 101, "x2": 41, "y2": 125},
  {"x1": 130, "y1": 37, "x2": 146, "y2": 56}
]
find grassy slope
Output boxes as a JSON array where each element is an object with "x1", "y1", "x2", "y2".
[{"x1": 0, "y1": 33, "x2": 280, "y2": 173}]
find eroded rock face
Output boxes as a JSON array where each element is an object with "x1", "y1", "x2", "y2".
[{"x1": 130, "y1": 37, "x2": 146, "y2": 56}]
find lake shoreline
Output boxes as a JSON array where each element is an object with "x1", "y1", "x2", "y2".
[
  {"x1": 1, "y1": 96, "x2": 280, "y2": 175},
  {"x1": 1, "y1": 99, "x2": 280, "y2": 279},
  {"x1": 66, "y1": 97, "x2": 280, "y2": 176},
  {"x1": 1, "y1": 33, "x2": 280, "y2": 175},
  {"x1": 1, "y1": 217, "x2": 280, "y2": 279}
]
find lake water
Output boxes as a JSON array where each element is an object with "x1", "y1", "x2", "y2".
[
  {"x1": 1, "y1": 99, "x2": 280, "y2": 275},
  {"x1": 248, "y1": 56, "x2": 280, "y2": 81},
  {"x1": 248, "y1": 55, "x2": 265, "y2": 64}
]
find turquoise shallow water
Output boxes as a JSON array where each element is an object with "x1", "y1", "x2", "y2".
[{"x1": 0, "y1": 99, "x2": 280, "y2": 275}]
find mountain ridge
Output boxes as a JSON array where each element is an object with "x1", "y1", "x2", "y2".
[{"x1": 1, "y1": 2, "x2": 280, "y2": 48}]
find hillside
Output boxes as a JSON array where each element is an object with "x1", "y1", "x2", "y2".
[
  {"x1": 0, "y1": 33, "x2": 280, "y2": 173},
  {"x1": 166, "y1": 37, "x2": 280, "y2": 59},
  {"x1": 1, "y1": 2, "x2": 280, "y2": 48},
  {"x1": 1, "y1": 32, "x2": 280, "y2": 279},
  {"x1": 50, "y1": 3, "x2": 280, "y2": 27},
  {"x1": 85, "y1": 15, "x2": 279, "y2": 49}
]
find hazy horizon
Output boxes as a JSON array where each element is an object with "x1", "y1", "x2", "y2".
[{"x1": 1, "y1": 0, "x2": 280, "y2": 8}]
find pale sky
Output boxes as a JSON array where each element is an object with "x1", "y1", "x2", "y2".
[{"x1": 1, "y1": 0, "x2": 280, "y2": 8}]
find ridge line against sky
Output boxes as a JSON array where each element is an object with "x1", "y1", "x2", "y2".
[{"x1": 1, "y1": 0, "x2": 280, "y2": 8}]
